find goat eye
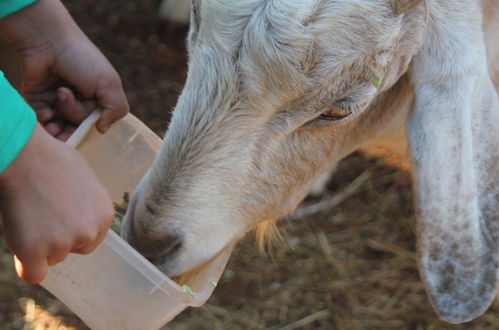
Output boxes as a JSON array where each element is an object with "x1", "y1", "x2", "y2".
[
  {"x1": 319, "y1": 98, "x2": 355, "y2": 121},
  {"x1": 319, "y1": 107, "x2": 351, "y2": 121}
]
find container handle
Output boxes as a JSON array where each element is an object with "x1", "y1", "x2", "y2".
[{"x1": 66, "y1": 110, "x2": 102, "y2": 148}]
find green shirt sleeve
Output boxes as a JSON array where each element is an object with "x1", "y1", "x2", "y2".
[
  {"x1": 0, "y1": 0, "x2": 38, "y2": 19},
  {"x1": 0, "y1": 71, "x2": 36, "y2": 173}
]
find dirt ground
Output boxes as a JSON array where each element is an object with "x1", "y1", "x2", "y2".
[{"x1": 1, "y1": 1, "x2": 499, "y2": 329}]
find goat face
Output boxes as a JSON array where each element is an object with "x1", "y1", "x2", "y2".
[
  {"x1": 122, "y1": 0, "x2": 425, "y2": 276},
  {"x1": 124, "y1": 0, "x2": 499, "y2": 323}
]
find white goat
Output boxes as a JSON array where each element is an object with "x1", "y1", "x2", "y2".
[{"x1": 123, "y1": 0, "x2": 499, "y2": 323}]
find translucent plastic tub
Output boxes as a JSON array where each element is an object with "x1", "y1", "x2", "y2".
[{"x1": 40, "y1": 112, "x2": 234, "y2": 330}]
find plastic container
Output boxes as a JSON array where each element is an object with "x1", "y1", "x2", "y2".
[{"x1": 40, "y1": 112, "x2": 234, "y2": 330}]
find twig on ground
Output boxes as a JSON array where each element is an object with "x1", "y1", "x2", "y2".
[
  {"x1": 278, "y1": 309, "x2": 331, "y2": 330},
  {"x1": 288, "y1": 171, "x2": 371, "y2": 221},
  {"x1": 205, "y1": 304, "x2": 266, "y2": 330}
]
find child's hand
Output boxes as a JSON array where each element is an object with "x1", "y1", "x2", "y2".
[
  {"x1": 0, "y1": 0, "x2": 129, "y2": 138},
  {"x1": 0, "y1": 124, "x2": 114, "y2": 283}
]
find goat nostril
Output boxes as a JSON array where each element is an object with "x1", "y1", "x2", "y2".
[
  {"x1": 168, "y1": 241, "x2": 182, "y2": 255},
  {"x1": 128, "y1": 228, "x2": 183, "y2": 262},
  {"x1": 146, "y1": 240, "x2": 182, "y2": 265},
  {"x1": 145, "y1": 240, "x2": 182, "y2": 265},
  {"x1": 147, "y1": 236, "x2": 181, "y2": 258}
]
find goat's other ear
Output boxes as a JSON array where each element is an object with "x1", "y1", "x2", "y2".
[
  {"x1": 391, "y1": 0, "x2": 423, "y2": 15},
  {"x1": 378, "y1": 1, "x2": 426, "y2": 92},
  {"x1": 407, "y1": 2, "x2": 499, "y2": 324}
]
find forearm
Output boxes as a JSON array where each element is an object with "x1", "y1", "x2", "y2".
[{"x1": 0, "y1": 0, "x2": 38, "y2": 19}]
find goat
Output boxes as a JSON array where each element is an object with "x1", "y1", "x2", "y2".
[{"x1": 122, "y1": 0, "x2": 499, "y2": 323}]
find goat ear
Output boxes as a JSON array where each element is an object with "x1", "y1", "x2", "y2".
[
  {"x1": 391, "y1": 0, "x2": 423, "y2": 15},
  {"x1": 407, "y1": 7, "x2": 499, "y2": 324}
]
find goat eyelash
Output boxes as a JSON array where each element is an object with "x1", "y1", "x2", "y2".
[{"x1": 318, "y1": 97, "x2": 357, "y2": 121}]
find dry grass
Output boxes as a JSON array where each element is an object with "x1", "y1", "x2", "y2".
[
  {"x1": 2, "y1": 153, "x2": 499, "y2": 329},
  {"x1": 1, "y1": 1, "x2": 499, "y2": 329},
  {"x1": 162, "y1": 152, "x2": 499, "y2": 330}
]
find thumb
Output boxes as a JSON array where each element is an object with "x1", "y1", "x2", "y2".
[
  {"x1": 14, "y1": 254, "x2": 48, "y2": 284},
  {"x1": 95, "y1": 76, "x2": 129, "y2": 133}
]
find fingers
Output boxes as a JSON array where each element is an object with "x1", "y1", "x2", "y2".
[
  {"x1": 57, "y1": 87, "x2": 95, "y2": 124},
  {"x1": 13, "y1": 236, "x2": 71, "y2": 283},
  {"x1": 27, "y1": 80, "x2": 129, "y2": 135},
  {"x1": 14, "y1": 228, "x2": 109, "y2": 283},
  {"x1": 39, "y1": 119, "x2": 77, "y2": 141},
  {"x1": 72, "y1": 197, "x2": 114, "y2": 254},
  {"x1": 35, "y1": 107, "x2": 55, "y2": 123},
  {"x1": 47, "y1": 248, "x2": 70, "y2": 266},
  {"x1": 72, "y1": 228, "x2": 108, "y2": 255},
  {"x1": 74, "y1": 197, "x2": 114, "y2": 254},
  {"x1": 31, "y1": 88, "x2": 92, "y2": 139},
  {"x1": 44, "y1": 120, "x2": 64, "y2": 136},
  {"x1": 95, "y1": 75, "x2": 129, "y2": 133},
  {"x1": 55, "y1": 125, "x2": 77, "y2": 142},
  {"x1": 14, "y1": 254, "x2": 48, "y2": 284}
]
